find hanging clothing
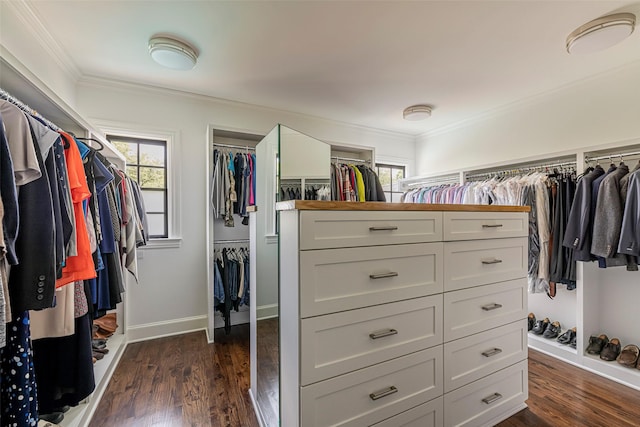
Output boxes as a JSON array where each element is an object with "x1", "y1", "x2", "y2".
[{"x1": 213, "y1": 246, "x2": 250, "y2": 335}]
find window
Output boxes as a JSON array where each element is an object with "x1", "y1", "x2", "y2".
[
  {"x1": 109, "y1": 135, "x2": 168, "y2": 238},
  {"x1": 376, "y1": 163, "x2": 406, "y2": 203}
]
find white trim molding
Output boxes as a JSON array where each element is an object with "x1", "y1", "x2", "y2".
[{"x1": 126, "y1": 315, "x2": 207, "y2": 343}]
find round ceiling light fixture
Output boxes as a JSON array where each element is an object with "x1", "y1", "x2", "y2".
[
  {"x1": 149, "y1": 35, "x2": 199, "y2": 70},
  {"x1": 566, "y1": 12, "x2": 636, "y2": 54},
  {"x1": 403, "y1": 105, "x2": 433, "y2": 121}
]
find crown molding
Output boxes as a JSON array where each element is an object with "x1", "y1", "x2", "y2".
[
  {"x1": 77, "y1": 74, "x2": 416, "y2": 142},
  {"x1": 419, "y1": 58, "x2": 640, "y2": 140},
  {"x1": 5, "y1": 0, "x2": 81, "y2": 81}
]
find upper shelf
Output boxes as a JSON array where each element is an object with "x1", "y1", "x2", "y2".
[{"x1": 0, "y1": 50, "x2": 125, "y2": 164}]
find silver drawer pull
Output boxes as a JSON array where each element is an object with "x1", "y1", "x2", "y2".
[
  {"x1": 369, "y1": 329, "x2": 398, "y2": 340},
  {"x1": 369, "y1": 386, "x2": 398, "y2": 401},
  {"x1": 482, "y1": 393, "x2": 503, "y2": 405},
  {"x1": 369, "y1": 226, "x2": 398, "y2": 231},
  {"x1": 481, "y1": 303, "x2": 503, "y2": 311},
  {"x1": 482, "y1": 224, "x2": 503, "y2": 228},
  {"x1": 481, "y1": 348, "x2": 503, "y2": 357},
  {"x1": 482, "y1": 259, "x2": 503, "y2": 265},
  {"x1": 369, "y1": 272, "x2": 399, "y2": 280}
]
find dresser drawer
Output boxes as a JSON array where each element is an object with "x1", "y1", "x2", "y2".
[
  {"x1": 444, "y1": 360, "x2": 528, "y2": 427},
  {"x1": 301, "y1": 295, "x2": 443, "y2": 386},
  {"x1": 443, "y1": 237, "x2": 527, "y2": 292},
  {"x1": 300, "y1": 346, "x2": 443, "y2": 427},
  {"x1": 444, "y1": 279, "x2": 527, "y2": 342},
  {"x1": 444, "y1": 320, "x2": 527, "y2": 392},
  {"x1": 443, "y1": 211, "x2": 528, "y2": 241},
  {"x1": 370, "y1": 397, "x2": 443, "y2": 427},
  {"x1": 300, "y1": 243, "x2": 443, "y2": 317},
  {"x1": 299, "y1": 210, "x2": 442, "y2": 250}
]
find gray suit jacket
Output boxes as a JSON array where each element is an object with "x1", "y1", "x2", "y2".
[
  {"x1": 619, "y1": 170, "x2": 640, "y2": 256},
  {"x1": 591, "y1": 163, "x2": 629, "y2": 258}
]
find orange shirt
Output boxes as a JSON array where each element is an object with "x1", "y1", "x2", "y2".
[{"x1": 56, "y1": 132, "x2": 96, "y2": 287}]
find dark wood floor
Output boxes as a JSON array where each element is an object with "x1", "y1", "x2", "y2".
[{"x1": 92, "y1": 325, "x2": 640, "y2": 426}]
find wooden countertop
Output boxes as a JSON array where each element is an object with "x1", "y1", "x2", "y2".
[{"x1": 276, "y1": 200, "x2": 530, "y2": 212}]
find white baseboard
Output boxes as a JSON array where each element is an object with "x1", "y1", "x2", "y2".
[
  {"x1": 126, "y1": 315, "x2": 208, "y2": 343},
  {"x1": 257, "y1": 304, "x2": 278, "y2": 320}
]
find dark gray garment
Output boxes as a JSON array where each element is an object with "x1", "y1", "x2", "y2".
[
  {"x1": 591, "y1": 163, "x2": 629, "y2": 258},
  {"x1": 618, "y1": 170, "x2": 640, "y2": 256},
  {"x1": 562, "y1": 166, "x2": 605, "y2": 261}
]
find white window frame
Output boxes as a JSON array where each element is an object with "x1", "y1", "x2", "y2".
[{"x1": 96, "y1": 120, "x2": 182, "y2": 249}]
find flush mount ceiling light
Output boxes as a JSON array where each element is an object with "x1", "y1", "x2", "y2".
[
  {"x1": 566, "y1": 12, "x2": 636, "y2": 54},
  {"x1": 403, "y1": 105, "x2": 433, "y2": 121},
  {"x1": 149, "y1": 36, "x2": 198, "y2": 70}
]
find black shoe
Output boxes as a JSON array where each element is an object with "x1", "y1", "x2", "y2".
[
  {"x1": 532, "y1": 318, "x2": 549, "y2": 335},
  {"x1": 557, "y1": 327, "x2": 576, "y2": 345},
  {"x1": 39, "y1": 412, "x2": 64, "y2": 424},
  {"x1": 527, "y1": 313, "x2": 536, "y2": 331},
  {"x1": 600, "y1": 338, "x2": 622, "y2": 361},
  {"x1": 570, "y1": 334, "x2": 577, "y2": 349},
  {"x1": 586, "y1": 334, "x2": 609, "y2": 355},
  {"x1": 543, "y1": 321, "x2": 561, "y2": 339}
]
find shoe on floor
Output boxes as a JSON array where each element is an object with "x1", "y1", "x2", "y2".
[
  {"x1": 617, "y1": 344, "x2": 640, "y2": 367},
  {"x1": 600, "y1": 338, "x2": 622, "y2": 361},
  {"x1": 38, "y1": 421, "x2": 59, "y2": 427},
  {"x1": 543, "y1": 321, "x2": 561, "y2": 339},
  {"x1": 586, "y1": 334, "x2": 608, "y2": 355},
  {"x1": 532, "y1": 318, "x2": 549, "y2": 335},
  {"x1": 557, "y1": 327, "x2": 576, "y2": 345},
  {"x1": 527, "y1": 313, "x2": 536, "y2": 331}
]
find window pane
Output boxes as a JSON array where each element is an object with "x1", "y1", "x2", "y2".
[
  {"x1": 139, "y1": 144, "x2": 165, "y2": 167},
  {"x1": 384, "y1": 192, "x2": 392, "y2": 202},
  {"x1": 378, "y1": 167, "x2": 391, "y2": 191},
  {"x1": 141, "y1": 190, "x2": 166, "y2": 212},
  {"x1": 147, "y1": 213, "x2": 166, "y2": 237},
  {"x1": 126, "y1": 166, "x2": 138, "y2": 182},
  {"x1": 139, "y1": 167, "x2": 165, "y2": 188},
  {"x1": 112, "y1": 141, "x2": 138, "y2": 164}
]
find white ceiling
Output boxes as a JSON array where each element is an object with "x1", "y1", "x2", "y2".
[{"x1": 21, "y1": 0, "x2": 640, "y2": 136}]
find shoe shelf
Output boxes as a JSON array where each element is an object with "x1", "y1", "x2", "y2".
[
  {"x1": 528, "y1": 262, "x2": 640, "y2": 392},
  {"x1": 528, "y1": 333, "x2": 579, "y2": 363},
  {"x1": 582, "y1": 353, "x2": 640, "y2": 391}
]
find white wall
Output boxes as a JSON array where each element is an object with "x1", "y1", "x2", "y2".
[
  {"x1": 416, "y1": 61, "x2": 640, "y2": 175},
  {"x1": 76, "y1": 78, "x2": 416, "y2": 337},
  {"x1": 0, "y1": 1, "x2": 78, "y2": 110}
]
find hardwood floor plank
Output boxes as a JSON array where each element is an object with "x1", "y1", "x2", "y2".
[{"x1": 93, "y1": 326, "x2": 640, "y2": 426}]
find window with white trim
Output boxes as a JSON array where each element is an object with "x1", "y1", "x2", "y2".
[
  {"x1": 109, "y1": 135, "x2": 168, "y2": 238},
  {"x1": 376, "y1": 163, "x2": 406, "y2": 203}
]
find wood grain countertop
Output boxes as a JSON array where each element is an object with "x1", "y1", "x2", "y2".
[{"x1": 275, "y1": 200, "x2": 530, "y2": 212}]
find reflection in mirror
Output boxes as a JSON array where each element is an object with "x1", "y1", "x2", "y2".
[{"x1": 252, "y1": 125, "x2": 331, "y2": 426}]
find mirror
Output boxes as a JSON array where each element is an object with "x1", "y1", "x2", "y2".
[{"x1": 253, "y1": 125, "x2": 330, "y2": 426}]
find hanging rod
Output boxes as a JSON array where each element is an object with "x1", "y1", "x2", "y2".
[
  {"x1": 406, "y1": 176, "x2": 460, "y2": 188},
  {"x1": 332, "y1": 156, "x2": 371, "y2": 164},
  {"x1": 0, "y1": 87, "x2": 61, "y2": 131},
  {"x1": 585, "y1": 151, "x2": 640, "y2": 163},
  {"x1": 465, "y1": 160, "x2": 577, "y2": 180},
  {"x1": 213, "y1": 142, "x2": 256, "y2": 151},
  {"x1": 214, "y1": 238, "x2": 250, "y2": 244}
]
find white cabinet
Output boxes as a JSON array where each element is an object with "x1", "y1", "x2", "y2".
[{"x1": 278, "y1": 202, "x2": 529, "y2": 427}]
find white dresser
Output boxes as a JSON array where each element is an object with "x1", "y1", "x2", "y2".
[{"x1": 278, "y1": 201, "x2": 529, "y2": 427}]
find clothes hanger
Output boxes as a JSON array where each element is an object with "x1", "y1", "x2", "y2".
[{"x1": 75, "y1": 137, "x2": 105, "y2": 151}]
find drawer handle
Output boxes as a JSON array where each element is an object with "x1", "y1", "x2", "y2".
[
  {"x1": 369, "y1": 386, "x2": 398, "y2": 401},
  {"x1": 369, "y1": 329, "x2": 398, "y2": 340},
  {"x1": 482, "y1": 224, "x2": 503, "y2": 228},
  {"x1": 481, "y1": 348, "x2": 503, "y2": 357},
  {"x1": 369, "y1": 226, "x2": 399, "y2": 231},
  {"x1": 369, "y1": 272, "x2": 399, "y2": 280},
  {"x1": 481, "y1": 303, "x2": 503, "y2": 311},
  {"x1": 481, "y1": 259, "x2": 503, "y2": 265},
  {"x1": 482, "y1": 393, "x2": 503, "y2": 405}
]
